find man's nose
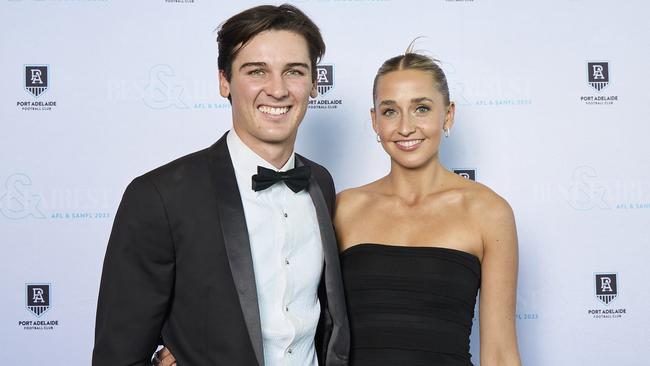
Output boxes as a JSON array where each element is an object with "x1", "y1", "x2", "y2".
[{"x1": 265, "y1": 73, "x2": 289, "y2": 99}]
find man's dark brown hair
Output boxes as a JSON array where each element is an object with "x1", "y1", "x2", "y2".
[{"x1": 217, "y1": 4, "x2": 326, "y2": 83}]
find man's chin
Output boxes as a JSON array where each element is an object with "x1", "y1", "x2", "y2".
[
  {"x1": 255, "y1": 131, "x2": 297, "y2": 146},
  {"x1": 257, "y1": 124, "x2": 299, "y2": 139}
]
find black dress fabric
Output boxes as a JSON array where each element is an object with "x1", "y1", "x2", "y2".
[{"x1": 341, "y1": 243, "x2": 481, "y2": 366}]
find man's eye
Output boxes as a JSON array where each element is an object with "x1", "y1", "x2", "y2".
[
  {"x1": 249, "y1": 69, "x2": 265, "y2": 76},
  {"x1": 286, "y1": 69, "x2": 304, "y2": 76}
]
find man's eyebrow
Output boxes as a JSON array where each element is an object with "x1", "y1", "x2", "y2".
[
  {"x1": 239, "y1": 62, "x2": 310, "y2": 71},
  {"x1": 239, "y1": 62, "x2": 267, "y2": 70},
  {"x1": 286, "y1": 62, "x2": 310, "y2": 69}
]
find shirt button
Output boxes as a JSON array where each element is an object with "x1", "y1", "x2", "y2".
[
  {"x1": 287, "y1": 348, "x2": 293, "y2": 355},
  {"x1": 283, "y1": 212, "x2": 288, "y2": 218},
  {"x1": 284, "y1": 258, "x2": 290, "y2": 266},
  {"x1": 284, "y1": 305, "x2": 289, "y2": 312}
]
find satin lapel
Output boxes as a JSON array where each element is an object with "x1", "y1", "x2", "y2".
[
  {"x1": 207, "y1": 134, "x2": 264, "y2": 366},
  {"x1": 296, "y1": 157, "x2": 349, "y2": 363}
]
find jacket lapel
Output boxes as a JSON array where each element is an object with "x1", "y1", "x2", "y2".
[
  {"x1": 296, "y1": 156, "x2": 350, "y2": 364},
  {"x1": 207, "y1": 133, "x2": 264, "y2": 366}
]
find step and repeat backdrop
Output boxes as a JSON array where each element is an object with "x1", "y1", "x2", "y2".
[{"x1": 1, "y1": 0, "x2": 648, "y2": 364}]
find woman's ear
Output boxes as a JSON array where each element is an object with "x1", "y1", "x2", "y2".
[
  {"x1": 443, "y1": 101, "x2": 456, "y2": 130},
  {"x1": 371, "y1": 107, "x2": 378, "y2": 134}
]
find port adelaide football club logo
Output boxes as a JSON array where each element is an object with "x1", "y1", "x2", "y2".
[
  {"x1": 26, "y1": 283, "x2": 51, "y2": 316},
  {"x1": 18, "y1": 65, "x2": 57, "y2": 111},
  {"x1": 595, "y1": 273, "x2": 617, "y2": 305},
  {"x1": 580, "y1": 61, "x2": 618, "y2": 105},
  {"x1": 19, "y1": 283, "x2": 59, "y2": 331},
  {"x1": 587, "y1": 273, "x2": 627, "y2": 319},
  {"x1": 25, "y1": 65, "x2": 48, "y2": 97},
  {"x1": 309, "y1": 64, "x2": 342, "y2": 110},
  {"x1": 587, "y1": 62, "x2": 608, "y2": 92},
  {"x1": 317, "y1": 65, "x2": 334, "y2": 95}
]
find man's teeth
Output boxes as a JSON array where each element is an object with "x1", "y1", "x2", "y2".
[
  {"x1": 396, "y1": 139, "x2": 423, "y2": 148},
  {"x1": 259, "y1": 106, "x2": 289, "y2": 115}
]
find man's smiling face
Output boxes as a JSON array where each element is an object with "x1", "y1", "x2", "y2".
[{"x1": 220, "y1": 29, "x2": 317, "y2": 154}]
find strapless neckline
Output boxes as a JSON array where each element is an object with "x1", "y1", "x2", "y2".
[
  {"x1": 341, "y1": 242, "x2": 480, "y2": 263},
  {"x1": 341, "y1": 242, "x2": 481, "y2": 365}
]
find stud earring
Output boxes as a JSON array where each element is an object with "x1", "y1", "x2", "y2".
[
  {"x1": 376, "y1": 133, "x2": 382, "y2": 143},
  {"x1": 443, "y1": 127, "x2": 450, "y2": 138}
]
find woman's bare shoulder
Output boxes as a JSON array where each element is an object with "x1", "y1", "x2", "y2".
[
  {"x1": 336, "y1": 180, "x2": 385, "y2": 211},
  {"x1": 334, "y1": 181, "x2": 386, "y2": 251},
  {"x1": 451, "y1": 175, "x2": 513, "y2": 217},
  {"x1": 456, "y1": 178, "x2": 516, "y2": 252}
]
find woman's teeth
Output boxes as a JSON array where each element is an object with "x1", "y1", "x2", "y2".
[{"x1": 395, "y1": 139, "x2": 423, "y2": 148}]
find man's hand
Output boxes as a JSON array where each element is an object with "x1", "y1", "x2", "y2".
[{"x1": 152, "y1": 347, "x2": 177, "y2": 366}]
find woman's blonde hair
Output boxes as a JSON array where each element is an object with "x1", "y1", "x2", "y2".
[{"x1": 372, "y1": 40, "x2": 450, "y2": 106}]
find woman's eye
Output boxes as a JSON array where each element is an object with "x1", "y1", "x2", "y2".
[
  {"x1": 415, "y1": 105, "x2": 430, "y2": 113},
  {"x1": 382, "y1": 109, "x2": 397, "y2": 117}
]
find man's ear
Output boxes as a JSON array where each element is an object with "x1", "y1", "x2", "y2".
[
  {"x1": 310, "y1": 82, "x2": 318, "y2": 98},
  {"x1": 219, "y1": 70, "x2": 230, "y2": 98}
]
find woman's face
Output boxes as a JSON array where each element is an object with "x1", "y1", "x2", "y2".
[{"x1": 371, "y1": 69, "x2": 454, "y2": 170}]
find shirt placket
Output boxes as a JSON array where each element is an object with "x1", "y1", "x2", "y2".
[{"x1": 277, "y1": 185, "x2": 298, "y2": 361}]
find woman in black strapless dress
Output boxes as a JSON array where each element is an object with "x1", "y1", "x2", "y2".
[
  {"x1": 334, "y1": 47, "x2": 522, "y2": 366},
  {"x1": 340, "y1": 244, "x2": 480, "y2": 366}
]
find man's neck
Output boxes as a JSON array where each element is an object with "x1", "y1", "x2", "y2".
[{"x1": 231, "y1": 128, "x2": 295, "y2": 169}]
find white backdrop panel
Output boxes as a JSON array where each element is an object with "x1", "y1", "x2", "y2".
[{"x1": 1, "y1": 0, "x2": 648, "y2": 365}]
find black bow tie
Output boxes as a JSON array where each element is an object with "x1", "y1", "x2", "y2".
[{"x1": 251, "y1": 165, "x2": 311, "y2": 193}]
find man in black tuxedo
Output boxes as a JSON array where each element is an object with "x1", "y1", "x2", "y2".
[{"x1": 92, "y1": 4, "x2": 349, "y2": 365}]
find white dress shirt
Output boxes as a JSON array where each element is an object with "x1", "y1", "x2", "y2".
[{"x1": 227, "y1": 130, "x2": 323, "y2": 366}]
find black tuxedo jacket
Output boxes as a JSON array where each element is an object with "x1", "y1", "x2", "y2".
[{"x1": 93, "y1": 132, "x2": 349, "y2": 365}]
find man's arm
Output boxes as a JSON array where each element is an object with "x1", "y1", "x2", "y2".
[{"x1": 93, "y1": 176, "x2": 175, "y2": 366}]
